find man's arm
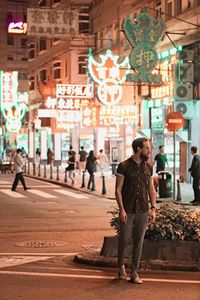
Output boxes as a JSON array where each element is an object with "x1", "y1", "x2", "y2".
[
  {"x1": 115, "y1": 175, "x2": 127, "y2": 223},
  {"x1": 148, "y1": 176, "x2": 157, "y2": 223}
]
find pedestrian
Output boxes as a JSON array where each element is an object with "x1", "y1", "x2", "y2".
[
  {"x1": 97, "y1": 149, "x2": 109, "y2": 175},
  {"x1": 78, "y1": 146, "x2": 87, "y2": 174},
  {"x1": 153, "y1": 145, "x2": 168, "y2": 173},
  {"x1": 189, "y1": 146, "x2": 200, "y2": 205},
  {"x1": 47, "y1": 148, "x2": 53, "y2": 164},
  {"x1": 35, "y1": 148, "x2": 41, "y2": 165},
  {"x1": 11, "y1": 148, "x2": 30, "y2": 192},
  {"x1": 65, "y1": 151, "x2": 76, "y2": 185},
  {"x1": 115, "y1": 137, "x2": 156, "y2": 284},
  {"x1": 86, "y1": 150, "x2": 96, "y2": 190}
]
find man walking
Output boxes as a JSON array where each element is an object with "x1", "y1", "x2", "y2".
[
  {"x1": 189, "y1": 146, "x2": 200, "y2": 205},
  {"x1": 153, "y1": 145, "x2": 168, "y2": 173},
  {"x1": 11, "y1": 148, "x2": 29, "y2": 192},
  {"x1": 115, "y1": 137, "x2": 156, "y2": 284},
  {"x1": 78, "y1": 146, "x2": 87, "y2": 173}
]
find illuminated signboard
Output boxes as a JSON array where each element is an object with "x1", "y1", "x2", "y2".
[
  {"x1": 100, "y1": 105, "x2": 138, "y2": 126},
  {"x1": 0, "y1": 71, "x2": 28, "y2": 133},
  {"x1": 123, "y1": 8, "x2": 165, "y2": 83},
  {"x1": 82, "y1": 105, "x2": 100, "y2": 127},
  {"x1": 88, "y1": 49, "x2": 130, "y2": 106},
  {"x1": 8, "y1": 21, "x2": 27, "y2": 34},
  {"x1": 44, "y1": 96, "x2": 91, "y2": 111},
  {"x1": 56, "y1": 84, "x2": 93, "y2": 99}
]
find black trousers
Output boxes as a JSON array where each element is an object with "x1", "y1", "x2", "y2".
[
  {"x1": 193, "y1": 178, "x2": 200, "y2": 202},
  {"x1": 12, "y1": 172, "x2": 27, "y2": 190}
]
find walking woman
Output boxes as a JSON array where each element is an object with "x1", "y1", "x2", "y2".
[
  {"x1": 66, "y1": 151, "x2": 76, "y2": 185},
  {"x1": 86, "y1": 150, "x2": 96, "y2": 190}
]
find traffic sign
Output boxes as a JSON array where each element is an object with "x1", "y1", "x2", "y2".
[{"x1": 166, "y1": 112, "x2": 184, "y2": 131}]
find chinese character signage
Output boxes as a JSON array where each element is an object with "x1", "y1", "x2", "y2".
[
  {"x1": 8, "y1": 21, "x2": 27, "y2": 34},
  {"x1": 88, "y1": 49, "x2": 130, "y2": 106},
  {"x1": 82, "y1": 105, "x2": 100, "y2": 127},
  {"x1": 56, "y1": 84, "x2": 93, "y2": 99},
  {"x1": 100, "y1": 105, "x2": 138, "y2": 126},
  {"x1": 27, "y1": 8, "x2": 79, "y2": 38},
  {"x1": 123, "y1": 8, "x2": 165, "y2": 83},
  {"x1": 0, "y1": 71, "x2": 27, "y2": 133}
]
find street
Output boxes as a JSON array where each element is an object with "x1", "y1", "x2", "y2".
[{"x1": 0, "y1": 174, "x2": 199, "y2": 300}]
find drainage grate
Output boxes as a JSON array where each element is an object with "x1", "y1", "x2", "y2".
[{"x1": 15, "y1": 241, "x2": 68, "y2": 248}]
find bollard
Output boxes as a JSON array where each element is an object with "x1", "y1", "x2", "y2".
[
  {"x1": 176, "y1": 179, "x2": 182, "y2": 201},
  {"x1": 24, "y1": 162, "x2": 27, "y2": 174},
  {"x1": 44, "y1": 163, "x2": 46, "y2": 178},
  {"x1": 81, "y1": 171, "x2": 86, "y2": 188},
  {"x1": 38, "y1": 163, "x2": 41, "y2": 177},
  {"x1": 101, "y1": 175, "x2": 106, "y2": 195},
  {"x1": 64, "y1": 169, "x2": 67, "y2": 182},
  {"x1": 56, "y1": 165, "x2": 59, "y2": 180},
  {"x1": 91, "y1": 175, "x2": 96, "y2": 191},
  {"x1": 33, "y1": 163, "x2": 36, "y2": 176},
  {"x1": 28, "y1": 161, "x2": 30, "y2": 175},
  {"x1": 50, "y1": 164, "x2": 53, "y2": 179}
]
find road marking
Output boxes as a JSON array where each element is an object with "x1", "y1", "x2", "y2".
[
  {"x1": 27, "y1": 189, "x2": 57, "y2": 198},
  {"x1": 0, "y1": 253, "x2": 77, "y2": 256},
  {"x1": 0, "y1": 256, "x2": 52, "y2": 268},
  {"x1": 54, "y1": 189, "x2": 89, "y2": 199},
  {"x1": 0, "y1": 181, "x2": 10, "y2": 184},
  {"x1": 0, "y1": 185, "x2": 62, "y2": 188},
  {"x1": 0, "y1": 189, "x2": 27, "y2": 198},
  {"x1": 0, "y1": 270, "x2": 199, "y2": 284}
]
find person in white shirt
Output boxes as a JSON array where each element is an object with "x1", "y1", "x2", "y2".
[
  {"x1": 11, "y1": 148, "x2": 29, "y2": 192},
  {"x1": 97, "y1": 149, "x2": 109, "y2": 175}
]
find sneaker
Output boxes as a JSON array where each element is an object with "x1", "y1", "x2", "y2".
[
  {"x1": 130, "y1": 273, "x2": 143, "y2": 284},
  {"x1": 118, "y1": 265, "x2": 127, "y2": 280},
  {"x1": 24, "y1": 187, "x2": 30, "y2": 191}
]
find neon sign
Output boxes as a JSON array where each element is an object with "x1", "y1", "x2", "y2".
[
  {"x1": 123, "y1": 8, "x2": 165, "y2": 83},
  {"x1": 8, "y1": 21, "x2": 27, "y2": 34},
  {"x1": 88, "y1": 49, "x2": 130, "y2": 106},
  {"x1": 56, "y1": 84, "x2": 93, "y2": 99},
  {"x1": 0, "y1": 71, "x2": 28, "y2": 133}
]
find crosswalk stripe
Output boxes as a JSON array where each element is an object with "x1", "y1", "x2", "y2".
[
  {"x1": 0, "y1": 181, "x2": 10, "y2": 184},
  {"x1": 26, "y1": 189, "x2": 57, "y2": 198},
  {"x1": 0, "y1": 189, "x2": 27, "y2": 198},
  {"x1": 54, "y1": 189, "x2": 89, "y2": 199}
]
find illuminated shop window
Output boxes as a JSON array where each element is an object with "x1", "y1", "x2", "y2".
[
  {"x1": 28, "y1": 44, "x2": 35, "y2": 59},
  {"x1": 7, "y1": 35, "x2": 14, "y2": 46},
  {"x1": 78, "y1": 55, "x2": 87, "y2": 74},
  {"x1": 40, "y1": 69, "x2": 47, "y2": 83},
  {"x1": 79, "y1": 6, "x2": 90, "y2": 33},
  {"x1": 53, "y1": 61, "x2": 61, "y2": 79},
  {"x1": 29, "y1": 76, "x2": 35, "y2": 90},
  {"x1": 39, "y1": 38, "x2": 46, "y2": 52}
]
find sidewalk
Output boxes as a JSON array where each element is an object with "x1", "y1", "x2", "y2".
[{"x1": 24, "y1": 163, "x2": 195, "y2": 205}]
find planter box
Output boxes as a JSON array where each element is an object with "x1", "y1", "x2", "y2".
[{"x1": 100, "y1": 236, "x2": 200, "y2": 263}]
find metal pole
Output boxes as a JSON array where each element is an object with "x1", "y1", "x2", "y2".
[
  {"x1": 173, "y1": 130, "x2": 176, "y2": 200},
  {"x1": 44, "y1": 162, "x2": 46, "y2": 178},
  {"x1": 50, "y1": 164, "x2": 53, "y2": 179},
  {"x1": 38, "y1": 163, "x2": 41, "y2": 177},
  {"x1": 56, "y1": 165, "x2": 59, "y2": 180},
  {"x1": 101, "y1": 175, "x2": 106, "y2": 195},
  {"x1": 81, "y1": 171, "x2": 86, "y2": 188}
]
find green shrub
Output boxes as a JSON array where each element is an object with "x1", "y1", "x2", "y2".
[{"x1": 108, "y1": 202, "x2": 200, "y2": 241}]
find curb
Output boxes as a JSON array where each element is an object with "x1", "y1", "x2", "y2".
[{"x1": 74, "y1": 252, "x2": 200, "y2": 272}]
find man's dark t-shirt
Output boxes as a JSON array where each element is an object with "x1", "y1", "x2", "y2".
[
  {"x1": 116, "y1": 157, "x2": 152, "y2": 214},
  {"x1": 79, "y1": 150, "x2": 87, "y2": 162},
  {"x1": 154, "y1": 153, "x2": 167, "y2": 173}
]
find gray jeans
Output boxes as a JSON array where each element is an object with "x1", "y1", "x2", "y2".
[{"x1": 118, "y1": 212, "x2": 148, "y2": 275}]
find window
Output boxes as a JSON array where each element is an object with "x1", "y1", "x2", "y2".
[
  {"x1": 29, "y1": 76, "x2": 35, "y2": 90},
  {"x1": 21, "y1": 57, "x2": 28, "y2": 61},
  {"x1": 39, "y1": 38, "x2": 46, "y2": 51},
  {"x1": 7, "y1": 35, "x2": 14, "y2": 46},
  {"x1": 7, "y1": 56, "x2": 14, "y2": 61},
  {"x1": 166, "y1": 0, "x2": 173, "y2": 20},
  {"x1": 40, "y1": 69, "x2": 47, "y2": 82},
  {"x1": 53, "y1": 61, "x2": 61, "y2": 79},
  {"x1": 52, "y1": 0, "x2": 61, "y2": 4},
  {"x1": 28, "y1": 44, "x2": 35, "y2": 59},
  {"x1": 78, "y1": 55, "x2": 87, "y2": 75},
  {"x1": 21, "y1": 38, "x2": 27, "y2": 48},
  {"x1": 18, "y1": 73, "x2": 28, "y2": 80},
  {"x1": 155, "y1": 0, "x2": 162, "y2": 16},
  {"x1": 79, "y1": 7, "x2": 90, "y2": 33},
  {"x1": 39, "y1": 0, "x2": 46, "y2": 6}
]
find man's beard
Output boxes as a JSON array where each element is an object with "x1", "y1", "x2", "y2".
[{"x1": 140, "y1": 153, "x2": 149, "y2": 161}]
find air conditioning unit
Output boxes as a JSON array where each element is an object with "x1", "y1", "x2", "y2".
[
  {"x1": 175, "y1": 100, "x2": 194, "y2": 119},
  {"x1": 177, "y1": 50, "x2": 194, "y2": 62},
  {"x1": 174, "y1": 83, "x2": 193, "y2": 100},
  {"x1": 173, "y1": 63, "x2": 194, "y2": 82}
]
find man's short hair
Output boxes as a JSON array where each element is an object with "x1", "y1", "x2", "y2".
[
  {"x1": 191, "y1": 146, "x2": 197, "y2": 153},
  {"x1": 159, "y1": 145, "x2": 164, "y2": 150},
  {"x1": 17, "y1": 148, "x2": 22, "y2": 153},
  {"x1": 81, "y1": 146, "x2": 84, "y2": 150},
  {"x1": 132, "y1": 137, "x2": 149, "y2": 153},
  {"x1": 99, "y1": 149, "x2": 103, "y2": 153}
]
